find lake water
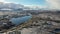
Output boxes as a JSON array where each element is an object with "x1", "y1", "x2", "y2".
[{"x1": 10, "y1": 15, "x2": 32, "y2": 25}]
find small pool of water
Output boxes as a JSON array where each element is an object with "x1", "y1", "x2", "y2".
[{"x1": 54, "y1": 29, "x2": 60, "y2": 32}]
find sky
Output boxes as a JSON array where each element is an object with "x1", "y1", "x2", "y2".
[{"x1": 0, "y1": 0, "x2": 60, "y2": 10}]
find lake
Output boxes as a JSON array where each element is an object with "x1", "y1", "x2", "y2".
[{"x1": 10, "y1": 15, "x2": 32, "y2": 25}]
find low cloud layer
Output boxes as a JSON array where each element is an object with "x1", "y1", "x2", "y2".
[
  {"x1": 0, "y1": 0, "x2": 5, "y2": 2},
  {"x1": 24, "y1": 5, "x2": 47, "y2": 9},
  {"x1": 0, "y1": 0, "x2": 60, "y2": 10},
  {"x1": 46, "y1": 0, "x2": 60, "y2": 10},
  {"x1": 24, "y1": 0, "x2": 60, "y2": 10}
]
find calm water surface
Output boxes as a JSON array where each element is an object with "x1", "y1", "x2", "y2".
[{"x1": 10, "y1": 15, "x2": 32, "y2": 25}]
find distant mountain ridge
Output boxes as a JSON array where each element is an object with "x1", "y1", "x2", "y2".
[
  {"x1": 0, "y1": 2, "x2": 41, "y2": 10},
  {"x1": 0, "y1": 2, "x2": 24, "y2": 10},
  {"x1": 0, "y1": 2, "x2": 59, "y2": 11}
]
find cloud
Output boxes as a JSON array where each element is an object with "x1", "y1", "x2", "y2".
[
  {"x1": 46, "y1": 0, "x2": 60, "y2": 10},
  {"x1": 24, "y1": 5, "x2": 47, "y2": 9},
  {"x1": 24, "y1": 0, "x2": 60, "y2": 10},
  {"x1": 0, "y1": 0, "x2": 5, "y2": 2},
  {"x1": 0, "y1": 0, "x2": 10, "y2": 3}
]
